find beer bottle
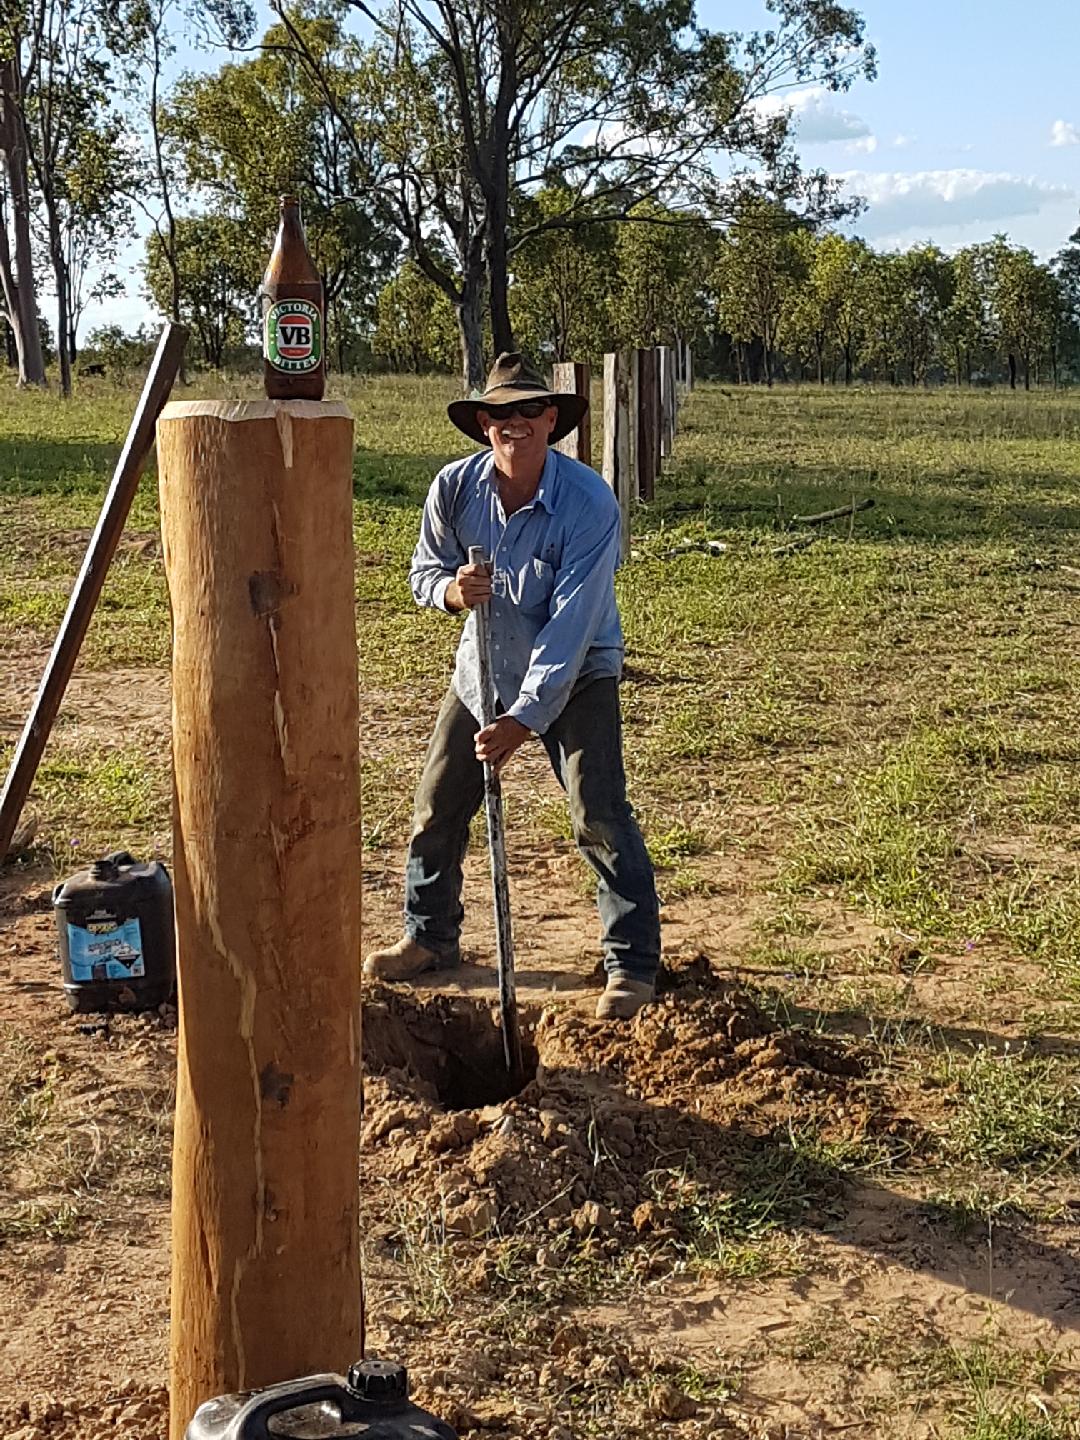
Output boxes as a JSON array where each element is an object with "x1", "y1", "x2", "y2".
[{"x1": 262, "y1": 195, "x2": 325, "y2": 401}]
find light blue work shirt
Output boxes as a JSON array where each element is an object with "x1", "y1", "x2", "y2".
[{"x1": 409, "y1": 447, "x2": 624, "y2": 735}]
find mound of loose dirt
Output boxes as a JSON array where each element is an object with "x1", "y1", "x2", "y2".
[{"x1": 362, "y1": 957, "x2": 881, "y2": 1245}]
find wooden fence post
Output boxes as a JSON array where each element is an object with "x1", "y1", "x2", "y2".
[
  {"x1": 685, "y1": 339, "x2": 694, "y2": 391},
  {"x1": 603, "y1": 351, "x2": 633, "y2": 559},
  {"x1": 552, "y1": 361, "x2": 591, "y2": 467},
  {"x1": 158, "y1": 399, "x2": 363, "y2": 1438},
  {"x1": 659, "y1": 346, "x2": 675, "y2": 458},
  {"x1": 635, "y1": 347, "x2": 657, "y2": 502}
]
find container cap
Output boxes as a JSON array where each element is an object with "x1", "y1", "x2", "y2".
[{"x1": 345, "y1": 1360, "x2": 408, "y2": 1403}]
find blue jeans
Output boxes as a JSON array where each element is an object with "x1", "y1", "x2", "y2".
[{"x1": 404, "y1": 678, "x2": 660, "y2": 983}]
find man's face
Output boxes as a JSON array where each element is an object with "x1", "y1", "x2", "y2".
[{"x1": 478, "y1": 402, "x2": 558, "y2": 473}]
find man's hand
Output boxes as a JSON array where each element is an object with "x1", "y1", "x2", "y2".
[
  {"x1": 445, "y1": 561, "x2": 492, "y2": 612},
  {"x1": 476, "y1": 715, "x2": 530, "y2": 774}
]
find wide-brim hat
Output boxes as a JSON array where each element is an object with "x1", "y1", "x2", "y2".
[{"x1": 448, "y1": 352, "x2": 588, "y2": 447}]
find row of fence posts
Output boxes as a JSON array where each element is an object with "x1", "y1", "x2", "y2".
[{"x1": 552, "y1": 338, "x2": 694, "y2": 557}]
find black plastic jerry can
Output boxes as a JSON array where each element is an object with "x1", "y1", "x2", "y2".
[
  {"x1": 185, "y1": 1359, "x2": 459, "y2": 1440},
  {"x1": 53, "y1": 850, "x2": 175, "y2": 1013}
]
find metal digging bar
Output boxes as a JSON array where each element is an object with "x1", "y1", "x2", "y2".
[{"x1": 467, "y1": 544, "x2": 524, "y2": 1085}]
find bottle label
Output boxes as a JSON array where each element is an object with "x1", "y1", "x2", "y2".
[
  {"x1": 264, "y1": 299, "x2": 322, "y2": 373},
  {"x1": 67, "y1": 917, "x2": 146, "y2": 983}
]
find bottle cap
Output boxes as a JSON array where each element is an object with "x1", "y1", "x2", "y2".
[{"x1": 345, "y1": 1359, "x2": 408, "y2": 1403}]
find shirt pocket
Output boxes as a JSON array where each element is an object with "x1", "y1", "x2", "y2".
[{"x1": 515, "y1": 556, "x2": 555, "y2": 613}]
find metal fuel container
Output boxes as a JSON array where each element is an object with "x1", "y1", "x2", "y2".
[
  {"x1": 53, "y1": 850, "x2": 175, "y2": 1013},
  {"x1": 185, "y1": 1359, "x2": 459, "y2": 1440}
]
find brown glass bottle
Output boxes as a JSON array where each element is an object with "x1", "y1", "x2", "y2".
[{"x1": 262, "y1": 195, "x2": 325, "y2": 400}]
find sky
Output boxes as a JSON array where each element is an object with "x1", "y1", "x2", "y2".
[{"x1": 83, "y1": 0, "x2": 1080, "y2": 337}]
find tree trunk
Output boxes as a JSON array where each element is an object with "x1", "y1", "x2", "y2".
[
  {"x1": 487, "y1": 213, "x2": 514, "y2": 358},
  {"x1": 457, "y1": 277, "x2": 485, "y2": 392},
  {"x1": 844, "y1": 343, "x2": 853, "y2": 385},
  {"x1": 47, "y1": 207, "x2": 71, "y2": 397},
  {"x1": 815, "y1": 335, "x2": 824, "y2": 385},
  {"x1": 0, "y1": 191, "x2": 25, "y2": 374},
  {"x1": 0, "y1": 56, "x2": 46, "y2": 387},
  {"x1": 1008, "y1": 352, "x2": 1017, "y2": 390}
]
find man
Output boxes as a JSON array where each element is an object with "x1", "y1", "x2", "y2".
[{"x1": 364, "y1": 353, "x2": 660, "y2": 1020}]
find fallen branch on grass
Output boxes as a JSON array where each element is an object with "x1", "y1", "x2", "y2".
[
  {"x1": 659, "y1": 539, "x2": 729, "y2": 559},
  {"x1": 771, "y1": 536, "x2": 816, "y2": 558},
  {"x1": 791, "y1": 498, "x2": 875, "y2": 525}
]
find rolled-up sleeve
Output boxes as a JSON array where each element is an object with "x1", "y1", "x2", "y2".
[
  {"x1": 410, "y1": 470, "x2": 464, "y2": 613},
  {"x1": 506, "y1": 502, "x2": 621, "y2": 735}
]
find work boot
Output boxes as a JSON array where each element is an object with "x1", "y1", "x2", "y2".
[
  {"x1": 595, "y1": 975, "x2": 655, "y2": 1020},
  {"x1": 362, "y1": 936, "x2": 454, "y2": 982}
]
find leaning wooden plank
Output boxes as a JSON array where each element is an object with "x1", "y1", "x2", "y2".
[{"x1": 0, "y1": 323, "x2": 188, "y2": 864}]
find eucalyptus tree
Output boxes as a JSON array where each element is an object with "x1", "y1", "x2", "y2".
[
  {"x1": 18, "y1": 0, "x2": 137, "y2": 393},
  {"x1": 270, "y1": 0, "x2": 875, "y2": 388},
  {"x1": 612, "y1": 199, "x2": 713, "y2": 351},
  {"x1": 894, "y1": 243, "x2": 952, "y2": 386},
  {"x1": 163, "y1": 14, "x2": 398, "y2": 364},
  {"x1": 145, "y1": 212, "x2": 259, "y2": 366},
  {"x1": 508, "y1": 187, "x2": 617, "y2": 363},
  {"x1": 0, "y1": 13, "x2": 47, "y2": 384},
  {"x1": 372, "y1": 258, "x2": 459, "y2": 372},
  {"x1": 710, "y1": 194, "x2": 808, "y2": 385}
]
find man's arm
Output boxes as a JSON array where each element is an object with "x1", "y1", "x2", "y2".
[
  {"x1": 409, "y1": 471, "x2": 465, "y2": 612},
  {"x1": 410, "y1": 470, "x2": 493, "y2": 614}
]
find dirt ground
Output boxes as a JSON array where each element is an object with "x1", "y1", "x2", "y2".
[{"x1": 1, "y1": 663, "x2": 1079, "y2": 1439}]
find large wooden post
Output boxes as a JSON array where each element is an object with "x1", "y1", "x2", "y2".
[
  {"x1": 157, "y1": 400, "x2": 362, "y2": 1439},
  {"x1": 552, "y1": 361, "x2": 591, "y2": 467},
  {"x1": 602, "y1": 351, "x2": 633, "y2": 559}
]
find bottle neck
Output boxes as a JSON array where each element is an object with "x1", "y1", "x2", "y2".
[{"x1": 279, "y1": 202, "x2": 304, "y2": 241}]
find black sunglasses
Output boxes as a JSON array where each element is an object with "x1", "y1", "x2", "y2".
[{"x1": 482, "y1": 399, "x2": 552, "y2": 420}]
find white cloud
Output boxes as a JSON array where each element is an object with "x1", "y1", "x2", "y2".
[
  {"x1": 1050, "y1": 119, "x2": 1080, "y2": 147},
  {"x1": 836, "y1": 168, "x2": 1074, "y2": 239},
  {"x1": 753, "y1": 85, "x2": 872, "y2": 145},
  {"x1": 849, "y1": 135, "x2": 878, "y2": 155},
  {"x1": 891, "y1": 133, "x2": 917, "y2": 149}
]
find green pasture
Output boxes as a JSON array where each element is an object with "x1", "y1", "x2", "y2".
[{"x1": 2, "y1": 377, "x2": 1080, "y2": 1433}]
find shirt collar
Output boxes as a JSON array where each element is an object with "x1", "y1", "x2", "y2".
[{"x1": 482, "y1": 447, "x2": 558, "y2": 514}]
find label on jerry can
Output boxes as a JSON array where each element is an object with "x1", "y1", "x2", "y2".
[
  {"x1": 67, "y1": 916, "x2": 146, "y2": 983},
  {"x1": 264, "y1": 300, "x2": 322, "y2": 373}
]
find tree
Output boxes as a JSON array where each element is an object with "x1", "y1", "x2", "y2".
[
  {"x1": 0, "y1": 42, "x2": 47, "y2": 385},
  {"x1": 710, "y1": 196, "x2": 808, "y2": 385},
  {"x1": 372, "y1": 259, "x2": 458, "y2": 372},
  {"x1": 944, "y1": 244, "x2": 992, "y2": 385},
  {"x1": 789, "y1": 232, "x2": 873, "y2": 384},
  {"x1": 272, "y1": 0, "x2": 875, "y2": 388},
  {"x1": 164, "y1": 14, "x2": 398, "y2": 370},
  {"x1": 987, "y1": 238, "x2": 1057, "y2": 390},
  {"x1": 1051, "y1": 227, "x2": 1080, "y2": 382},
  {"x1": 612, "y1": 200, "x2": 712, "y2": 351},
  {"x1": 145, "y1": 213, "x2": 259, "y2": 366},
  {"x1": 858, "y1": 250, "x2": 905, "y2": 385},
  {"x1": 21, "y1": 0, "x2": 133, "y2": 392},
  {"x1": 894, "y1": 243, "x2": 952, "y2": 386},
  {"x1": 508, "y1": 186, "x2": 617, "y2": 363}
]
